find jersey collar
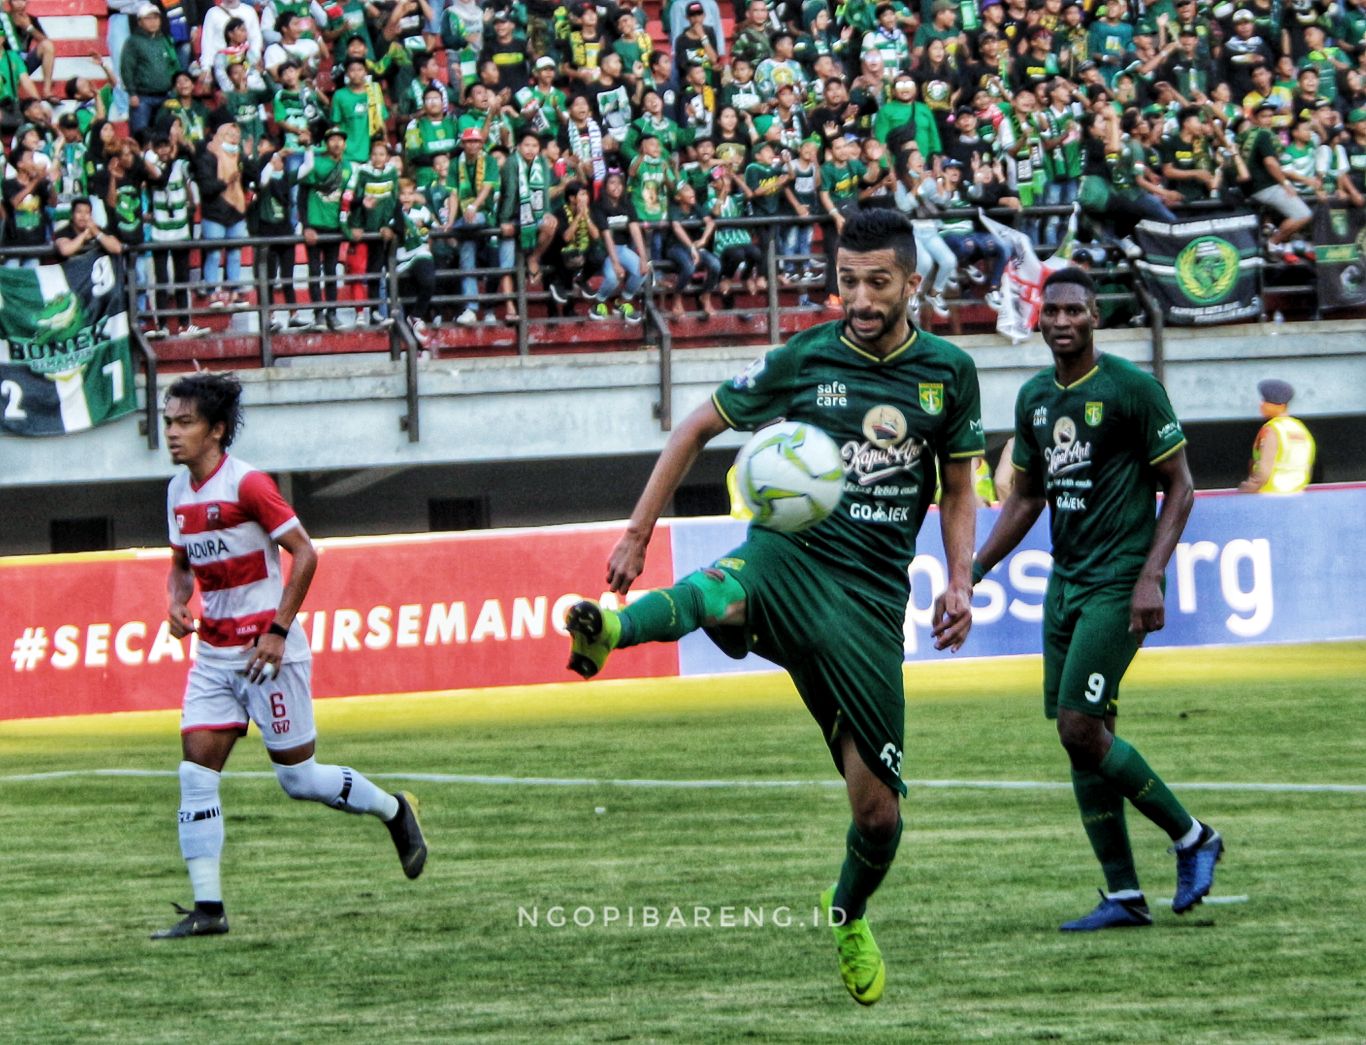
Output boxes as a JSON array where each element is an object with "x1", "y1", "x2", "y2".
[
  {"x1": 840, "y1": 325, "x2": 919, "y2": 363},
  {"x1": 1053, "y1": 356, "x2": 1102, "y2": 390},
  {"x1": 190, "y1": 452, "x2": 229, "y2": 492}
]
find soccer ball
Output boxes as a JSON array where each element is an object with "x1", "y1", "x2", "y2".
[{"x1": 734, "y1": 421, "x2": 845, "y2": 532}]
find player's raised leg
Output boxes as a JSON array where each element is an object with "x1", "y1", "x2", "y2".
[
  {"x1": 566, "y1": 568, "x2": 747, "y2": 678},
  {"x1": 258, "y1": 670, "x2": 427, "y2": 880},
  {"x1": 822, "y1": 731, "x2": 900, "y2": 1006}
]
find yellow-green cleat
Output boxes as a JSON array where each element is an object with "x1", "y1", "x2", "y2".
[
  {"x1": 564, "y1": 600, "x2": 622, "y2": 679},
  {"x1": 821, "y1": 884, "x2": 886, "y2": 1006}
]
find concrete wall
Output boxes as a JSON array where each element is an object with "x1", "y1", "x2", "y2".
[{"x1": 2, "y1": 318, "x2": 1363, "y2": 554}]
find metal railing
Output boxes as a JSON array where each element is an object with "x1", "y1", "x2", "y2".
[{"x1": 2, "y1": 195, "x2": 1356, "y2": 446}]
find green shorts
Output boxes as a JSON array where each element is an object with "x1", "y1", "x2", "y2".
[
  {"x1": 706, "y1": 528, "x2": 908, "y2": 796},
  {"x1": 1042, "y1": 573, "x2": 1141, "y2": 721}
]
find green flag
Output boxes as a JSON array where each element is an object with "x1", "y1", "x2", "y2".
[{"x1": 0, "y1": 252, "x2": 137, "y2": 436}]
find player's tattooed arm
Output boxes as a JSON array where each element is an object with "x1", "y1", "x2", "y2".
[
  {"x1": 607, "y1": 400, "x2": 731, "y2": 594},
  {"x1": 1131, "y1": 448, "x2": 1194, "y2": 640},
  {"x1": 167, "y1": 546, "x2": 197, "y2": 639}
]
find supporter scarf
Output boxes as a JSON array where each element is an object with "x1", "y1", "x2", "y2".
[{"x1": 566, "y1": 118, "x2": 606, "y2": 182}]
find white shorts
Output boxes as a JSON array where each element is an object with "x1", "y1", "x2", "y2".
[{"x1": 180, "y1": 659, "x2": 318, "y2": 751}]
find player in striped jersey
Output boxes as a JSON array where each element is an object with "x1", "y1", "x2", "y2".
[{"x1": 152, "y1": 373, "x2": 427, "y2": 939}]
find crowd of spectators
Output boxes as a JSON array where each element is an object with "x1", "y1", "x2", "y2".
[{"x1": 0, "y1": 0, "x2": 1363, "y2": 340}]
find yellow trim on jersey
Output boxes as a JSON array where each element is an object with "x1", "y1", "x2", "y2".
[
  {"x1": 1011, "y1": 462, "x2": 1029, "y2": 472},
  {"x1": 948, "y1": 449, "x2": 983, "y2": 458},
  {"x1": 1053, "y1": 363, "x2": 1101, "y2": 391},
  {"x1": 1148, "y1": 439, "x2": 1187, "y2": 465},
  {"x1": 839, "y1": 326, "x2": 919, "y2": 363},
  {"x1": 710, "y1": 392, "x2": 739, "y2": 430}
]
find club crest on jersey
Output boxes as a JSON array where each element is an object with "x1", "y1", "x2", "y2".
[
  {"x1": 862, "y1": 405, "x2": 907, "y2": 449},
  {"x1": 206, "y1": 504, "x2": 221, "y2": 524},
  {"x1": 918, "y1": 383, "x2": 944, "y2": 416},
  {"x1": 1085, "y1": 402, "x2": 1104, "y2": 426}
]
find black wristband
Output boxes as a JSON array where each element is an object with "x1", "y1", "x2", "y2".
[{"x1": 267, "y1": 622, "x2": 290, "y2": 639}]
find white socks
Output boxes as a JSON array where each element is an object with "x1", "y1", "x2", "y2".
[
  {"x1": 273, "y1": 757, "x2": 399, "y2": 820},
  {"x1": 1174, "y1": 818, "x2": 1204, "y2": 851},
  {"x1": 177, "y1": 761, "x2": 224, "y2": 904}
]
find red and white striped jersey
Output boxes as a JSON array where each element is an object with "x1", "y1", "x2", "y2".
[{"x1": 167, "y1": 454, "x2": 311, "y2": 667}]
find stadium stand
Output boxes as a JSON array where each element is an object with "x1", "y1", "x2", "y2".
[{"x1": 0, "y1": 0, "x2": 1363, "y2": 375}]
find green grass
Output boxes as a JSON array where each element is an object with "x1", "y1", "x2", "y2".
[{"x1": 2, "y1": 643, "x2": 1364, "y2": 1044}]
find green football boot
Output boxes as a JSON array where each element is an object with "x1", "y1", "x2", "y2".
[
  {"x1": 821, "y1": 884, "x2": 886, "y2": 1006},
  {"x1": 564, "y1": 600, "x2": 622, "y2": 679}
]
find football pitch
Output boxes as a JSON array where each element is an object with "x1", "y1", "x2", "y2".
[{"x1": 2, "y1": 643, "x2": 1363, "y2": 1044}]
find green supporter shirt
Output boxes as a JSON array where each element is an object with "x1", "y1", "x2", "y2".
[
  {"x1": 331, "y1": 86, "x2": 374, "y2": 163},
  {"x1": 712, "y1": 320, "x2": 985, "y2": 611},
  {"x1": 455, "y1": 150, "x2": 501, "y2": 222},
  {"x1": 630, "y1": 155, "x2": 674, "y2": 222},
  {"x1": 1238, "y1": 126, "x2": 1282, "y2": 194},
  {"x1": 821, "y1": 159, "x2": 866, "y2": 204},
  {"x1": 299, "y1": 152, "x2": 353, "y2": 230},
  {"x1": 345, "y1": 163, "x2": 401, "y2": 232},
  {"x1": 1011, "y1": 352, "x2": 1186, "y2": 586},
  {"x1": 1157, "y1": 134, "x2": 1214, "y2": 202},
  {"x1": 745, "y1": 160, "x2": 787, "y2": 216},
  {"x1": 404, "y1": 116, "x2": 460, "y2": 181}
]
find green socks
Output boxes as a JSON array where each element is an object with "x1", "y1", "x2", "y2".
[
  {"x1": 833, "y1": 818, "x2": 904, "y2": 922},
  {"x1": 1098, "y1": 736, "x2": 1195, "y2": 842},
  {"x1": 616, "y1": 585, "x2": 703, "y2": 647},
  {"x1": 617, "y1": 569, "x2": 747, "y2": 648},
  {"x1": 1071, "y1": 768, "x2": 1140, "y2": 894}
]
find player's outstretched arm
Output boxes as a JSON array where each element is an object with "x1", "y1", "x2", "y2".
[
  {"x1": 932, "y1": 457, "x2": 977, "y2": 652},
  {"x1": 607, "y1": 399, "x2": 731, "y2": 595},
  {"x1": 167, "y1": 547, "x2": 197, "y2": 639},
  {"x1": 974, "y1": 465, "x2": 1047, "y2": 580},
  {"x1": 1130, "y1": 448, "x2": 1194, "y2": 638}
]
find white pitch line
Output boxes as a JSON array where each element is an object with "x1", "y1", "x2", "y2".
[
  {"x1": 1, "y1": 769, "x2": 1364, "y2": 793},
  {"x1": 1155, "y1": 896, "x2": 1250, "y2": 906}
]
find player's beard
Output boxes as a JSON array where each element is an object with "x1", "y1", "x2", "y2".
[{"x1": 843, "y1": 303, "x2": 902, "y2": 350}]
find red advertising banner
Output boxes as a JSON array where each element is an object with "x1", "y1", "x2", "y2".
[{"x1": 0, "y1": 523, "x2": 678, "y2": 720}]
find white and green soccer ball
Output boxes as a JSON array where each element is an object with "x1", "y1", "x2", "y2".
[{"x1": 735, "y1": 421, "x2": 845, "y2": 532}]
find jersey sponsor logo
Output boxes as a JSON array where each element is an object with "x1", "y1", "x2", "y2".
[
  {"x1": 1046, "y1": 415, "x2": 1092, "y2": 477},
  {"x1": 918, "y1": 382, "x2": 944, "y2": 416},
  {"x1": 185, "y1": 536, "x2": 230, "y2": 560},
  {"x1": 816, "y1": 381, "x2": 847, "y2": 407},
  {"x1": 731, "y1": 355, "x2": 766, "y2": 390},
  {"x1": 1084, "y1": 401, "x2": 1104, "y2": 426},
  {"x1": 845, "y1": 406, "x2": 923, "y2": 487},
  {"x1": 715, "y1": 556, "x2": 746, "y2": 571},
  {"x1": 1033, "y1": 405, "x2": 1048, "y2": 428},
  {"x1": 861, "y1": 405, "x2": 907, "y2": 449},
  {"x1": 1158, "y1": 420, "x2": 1182, "y2": 441}
]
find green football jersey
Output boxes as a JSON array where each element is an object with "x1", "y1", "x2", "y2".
[
  {"x1": 713, "y1": 320, "x2": 985, "y2": 610},
  {"x1": 1011, "y1": 352, "x2": 1186, "y2": 585}
]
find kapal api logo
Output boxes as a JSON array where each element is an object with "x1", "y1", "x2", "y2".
[
  {"x1": 1175, "y1": 235, "x2": 1239, "y2": 305},
  {"x1": 1045, "y1": 415, "x2": 1092, "y2": 477}
]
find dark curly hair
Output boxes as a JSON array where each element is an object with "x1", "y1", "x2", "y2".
[
  {"x1": 165, "y1": 372, "x2": 245, "y2": 449},
  {"x1": 838, "y1": 207, "x2": 918, "y2": 275}
]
